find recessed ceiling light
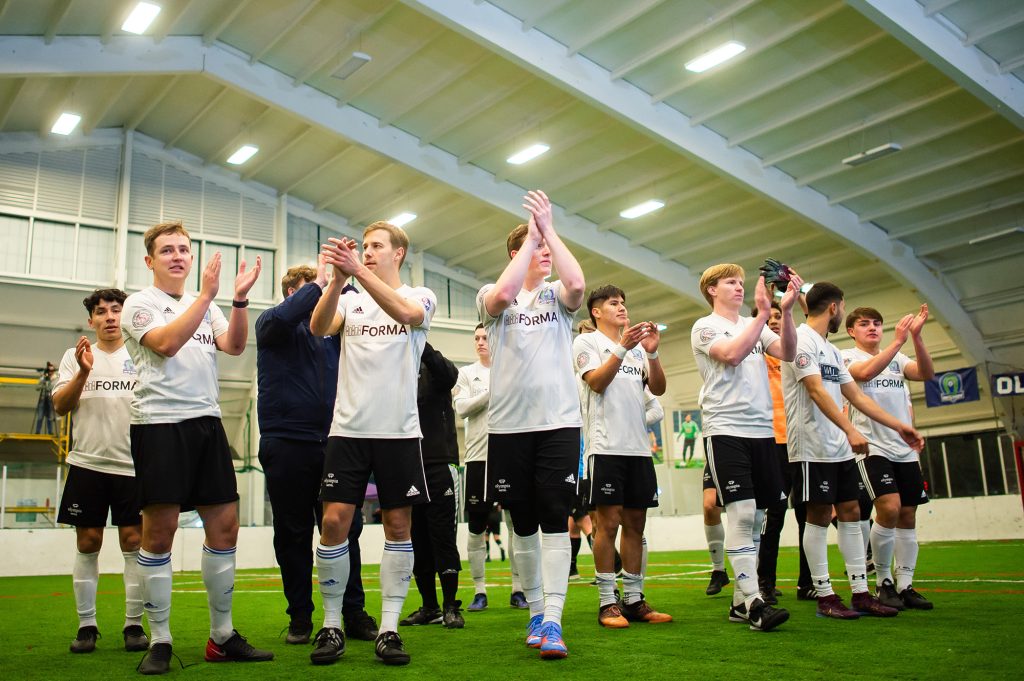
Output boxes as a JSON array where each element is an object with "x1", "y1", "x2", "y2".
[
  {"x1": 121, "y1": 2, "x2": 162, "y2": 35},
  {"x1": 51, "y1": 112, "x2": 81, "y2": 135},
  {"x1": 227, "y1": 144, "x2": 259, "y2": 165},
  {"x1": 619, "y1": 200, "x2": 664, "y2": 219},
  {"x1": 506, "y1": 143, "x2": 550, "y2": 165},
  {"x1": 331, "y1": 52, "x2": 372, "y2": 80},
  {"x1": 842, "y1": 142, "x2": 902, "y2": 166},
  {"x1": 389, "y1": 212, "x2": 417, "y2": 227},
  {"x1": 685, "y1": 40, "x2": 746, "y2": 73}
]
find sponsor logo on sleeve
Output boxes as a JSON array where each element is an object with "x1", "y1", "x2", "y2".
[
  {"x1": 131, "y1": 309, "x2": 152, "y2": 329},
  {"x1": 698, "y1": 327, "x2": 717, "y2": 343},
  {"x1": 795, "y1": 352, "x2": 812, "y2": 369},
  {"x1": 576, "y1": 351, "x2": 591, "y2": 369}
]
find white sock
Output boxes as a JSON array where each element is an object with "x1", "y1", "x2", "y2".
[
  {"x1": 622, "y1": 571, "x2": 643, "y2": 605},
  {"x1": 894, "y1": 528, "x2": 919, "y2": 592},
  {"x1": 468, "y1": 532, "x2": 487, "y2": 594},
  {"x1": 122, "y1": 550, "x2": 144, "y2": 627},
  {"x1": 804, "y1": 523, "x2": 834, "y2": 597},
  {"x1": 704, "y1": 523, "x2": 725, "y2": 571},
  {"x1": 138, "y1": 549, "x2": 173, "y2": 644},
  {"x1": 504, "y1": 510, "x2": 522, "y2": 593},
  {"x1": 837, "y1": 521, "x2": 868, "y2": 595},
  {"x1": 871, "y1": 524, "x2": 896, "y2": 585},
  {"x1": 202, "y1": 545, "x2": 236, "y2": 644},
  {"x1": 596, "y1": 572, "x2": 617, "y2": 607},
  {"x1": 540, "y1": 532, "x2": 570, "y2": 625},
  {"x1": 73, "y1": 550, "x2": 100, "y2": 628},
  {"x1": 860, "y1": 520, "x2": 871, "y2": 554},
  {"x1": 379, "y1": 540, "x2": 414, "y2": 633},
  {"x1": 753, "y1": 508, "x2": 766, "y2": 569},
  {"x1": 315, "y1": 541, "x2": 350, "y2": 629},
  {"x1": 514, "y1": 531, "x2": 544, "y2": 617},
  {"x1": 725, "y1": 499, "x2": 759, "y2": 607},
  {"x1": 641, "y1": 536, "x2": 649, "y2": 577}
]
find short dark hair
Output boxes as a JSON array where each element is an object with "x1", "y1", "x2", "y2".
[
  {"x1": 281, "y1": 265, "x2": 316, "y2": 298},
  {"x1": 846, "y1": 306, "x2": 883, "y2": 330},
  {"x1": 770, "y1": 300, "x2": 781, "y2": 313},
  {"x1": 82, "y1": 288, "x2": 127, "y2": 315},
  {"x1": 586, "y1": 284, "x2": 626, "y2": 325},
  {"x1": 805, "y1": 282, "x2": 844, "y2": 315},
  {"x1": 475, "y1": 323, "x2": 484, "y2": 331}
]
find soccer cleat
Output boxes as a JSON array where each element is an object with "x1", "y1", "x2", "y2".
[
  {"x1": 285, "y1": 620, "x2": 313, "y2": 645},
  {"x1": 706, "y1": 570, "x2": 730, "y2": 596},
  {"x1": 123, "y1": 625, "x2": 149, "y2": 652},
  {"x1": 310, "y1": 627, "x2": 345, "y2": 665},
  {"x1": 468, "y1": 593, "x2": 488, "y2": 612},
  {"x1": 796, "y1": 584, "x2": 818, "y2": 601},
  {"x1": 374, "y1": 631, "x2": 410, "y2": 666},
  {"x1": 900, "y1": 587, "x2": 934, "y2": 610},
  {"x1": 70, "y1": 625, "x2": 99, "y2": 654},
  {"x1": 759, "y1": 579, "x2": 778, "y2": 606},
  {"x1": 343, "y1": 610, "x2": 379, "y2": 641},
  {"x1": 748, "y1": 599, "x2": 789, "y2": 632},
  {"x1": 399, "y1": 606, "x2": 442, "y2": 626},
  {"x1": 525, "y1": 614, "x2": 544, "y2": 647},
  {"x1": 728, "y1": 602, "x2": 748, "y2": 623},
  {"x1": 621, "y1": 599, "x2": 672, "y2": 624},
  {"x1": 510, "y1": 591, "x2": 529, "y2": 609},
  {"x1": 851, "y1": 591, "x2": 899, "y2": 617},
  {"x1": 538, "y1": 622, "x2": 568, "y2": 660},
  {"x1": 204, "y1": 630, "x2": 274, "y2": 663},
  {"x1": 598, "y1": 603, "x2": 630, "y2": 629},
  {"x1": 442, "y1": 601, "x2": 465, "y2": 629},
  {"x1": 137, "y1": 643, "x2": 173, "y2": 675},
  {"x1": 816, "y1": 594, "x2": 860, "y2": 620},
  {"x1": 875, "y1": 579, "x2": 906, "y2": 611}
]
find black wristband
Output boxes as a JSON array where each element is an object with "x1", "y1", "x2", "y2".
[{"x1": 232, "y1": 299, "x2": 249, "y2": 308}]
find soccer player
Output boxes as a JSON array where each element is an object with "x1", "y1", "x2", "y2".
[
  {"x1": 678, "y1": 414, "x2": 699, "y2": 462},
  {"x1": 574, "y1": 285, "x2": 671, "y2": 628},
  {"x1": 783, "y1": 282, "x2": 924, "y2": 619},
  {"x1": 690, "y1": 263, "x2": 803, "y2": 631},
  {"x1": 309, "y1": 222, "x2": 436, "y2": 666},
  {"x1": 843, "y1": 304, "x2": 934, "y2": 610},
  {"x1": 122, "y1": 222, "x2": 270, "y2": 674},
  {"x1": 478, "y1": 190, "x2": 585, "y2": 659},
  {"x1": 53, "y1": 289, "x2": 147, "y2": 655},
  {"x1": 255, "y1": 258, "x2": 377, "y2": 646}
]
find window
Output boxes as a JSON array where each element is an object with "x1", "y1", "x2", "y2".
[
  {"x1": 0, "y1": 214, "x2": 29, "y2": 274},
  {"x1": 30, "y1": 221, "x2": 76, "y2": 279}
]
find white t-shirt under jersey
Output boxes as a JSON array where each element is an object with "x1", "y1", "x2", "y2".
[
  {"x1": 842, "y1": 347, "x2": 917, "y2": 462},
  {"x1": 573, "y1": 331, "x2": 650, "y2": 457},
  {"x1": 55, "y1": 344, "x2": 137, "y2": 476},
  {"x1": 691, "y1": 313, "x2": 779, "y2": 438},
  {"x1": 477, "y1": 280, "x2": 582, "y2": 434},
  {"x1": 330, "y1": 285, "x2": 436, "y2": 439},
  {"x1": 783, "y1": 324, "x2": 854, "y2": 463},
  {"x1": 453, "y1": 361, "x2": 490, "y2": 463},
  {"x1": 121, "y1": 286, "x2": 228, "y2": 424}
]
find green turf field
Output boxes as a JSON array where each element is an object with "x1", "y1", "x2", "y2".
[{"x1": 2, "y1": 540, "x2": 1020, "y2": 680}]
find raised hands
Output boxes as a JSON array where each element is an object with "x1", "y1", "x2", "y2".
[
  {"x1": 74, "y1": 335, "x2": 93, "y2": 372},
  {"x1": 639, "y1": 321, "x2": 661, "y2": 353},
  {"x1": 315, "y1": 253, "x2": 329, "y2": 288},
  {"x1": 200, "y1": 252, "x2": 221, "y2": 300},
  {"x1": 523, "y1": 190, "x2": 553, "y2": 240},
  {"x1": 894, "y1": 313, "x2": 914, "y2": 345},
  {"x1": 619, "y1": 322, "x2": 648, "y2": 350},
  {"x1": 234, "y1": 255, "x2": 262, "y2": 300},
  {"x1": 909, "y1": 303, "x2": 928, "y2": 337},
  {"x1": 754, "y1": 276, "x2": 772, "y2": 318},
  {"x1": 322, "y1": 237, "x2": 362, "y2": 277},
  {"x1": 779, "y1": 271, "x2": 804, "y2": 313}
]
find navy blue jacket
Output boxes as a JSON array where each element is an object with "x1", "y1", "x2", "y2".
[{"x1": 255, "y1": 283, "x2": 340, "y2": 442}]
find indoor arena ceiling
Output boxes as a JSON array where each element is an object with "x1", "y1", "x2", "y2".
[{"x1": 0, "y1": 0, "x2": 1022, "y2": 428}]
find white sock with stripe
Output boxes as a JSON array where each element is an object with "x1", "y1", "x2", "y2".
[
  {"x1": 315, "y1": 541, "x2": 350, "y2": 629},
  {"x1": 725, "y1": 499, "x2": 759, "y2": 608},
  {"x1": 138, "y1": 549, "x2": 173, "y2": 644},
  {"x1": 380, "y1": 540, "x2": 414, "y2": 633},
  {"x1": 202, "y1": 545, "x2": 236, "y2": 644}
]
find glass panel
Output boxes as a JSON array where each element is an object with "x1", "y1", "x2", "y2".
[
  {"x1": 0, "y1": 213, "x2": 29, "y2": 274},
  {"x1": 125, "y1": 230, "x2": 150, "y2": 289},
  {"x1": 920, "y1": 438, "x2": 945, "y2": 499},
  {"x1": 449, "y1": 279, "x2": 478, "y2": 321},
  {"x1": 243, "y1": 247, "x2": 275, "y2": 302},
  {"x1": 76, "y1": 226, "x2": 115, "y2": 283},
  {"x1": 978, "y1": 432, "x2": 1005, "y2": 495},
  {"x1": 204, "y1": 242, "x2": 237, "y2": 299},
  {"x1": 942, "y1": 433, "x2": 985, "y2": 498},
  {"x1": 30, "y1": 220, "x2": 76, "y2": 278},
  {"x1": 1002, "y1": 434, "x2": 1021, "y2": 495},
  {"x1": 425, "y1": 271, "x2": 450, "y2": 317}
]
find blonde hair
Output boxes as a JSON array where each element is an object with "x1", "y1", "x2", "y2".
[
  {"x1": 699, "y1": 263, "x2": 745, "y2": 307},
  {"x1": 143, "y1": 221, "x2": 191, "y2": 256},
  {"x1": 281, "y1": 265, "x2": 317, "y2": 298},
  {"x1": 364, "y1": 221, "x2": 410, "y2": 266}
]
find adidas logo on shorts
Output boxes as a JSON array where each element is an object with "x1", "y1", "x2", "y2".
[
  {"x1": 444, "y1": 488, "x2": 454, "y2": 496},
  {"x1": 406, "y1": 485, "x2": 420, "y2": 497},
  {"x1": 565, "y1": 474, "x2": 576, "y2": 484}
]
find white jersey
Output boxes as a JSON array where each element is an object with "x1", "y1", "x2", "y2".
[
  {"x1": 330, "y1": 285, "x2": 436, "y2": 439},
  {"x1": 573, "y1": 331, "x2": 650, "y2": 457},
  {"x1": 783, "y1": 324, "x2": 854, "y2": 463},
  {"x1": 55, "y1": 344, "x2": 136, "y2": 476},
  {"x1": 477, "y1": 280, "x2": 582, "y2": 434},
  {"x1": 453, "y1": 361, "x2": 490, "y2": 463},
  {"x1": 122, "y1": 286, "x2": 228, "y2": 424},
  {"x1": 691, "y1": 313, "x2": 779, "y2": 438},
  {"x1": 842, "y1": 347, "x2": 917, "y2": 462}
]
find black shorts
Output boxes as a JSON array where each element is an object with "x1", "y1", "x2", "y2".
[
  {"x1": 321, "y1": 436, "x2": 429, "y2": 510},
  {"x1": 704, "y1": 435, "x2": 785, "y2": 508},
  {"x1": 487, "y1": 428, "x2": 580, "y2": 504},
  {"x1": 58, "y1": 465, "x2": 142, "y2": 527},
  {"x1": 423, "y1": 462, "x2": 460, "y2": 505},
  {"x1": 571, "y1": 478, "x2": 592, "y2": 520},
  {"x1": 587, "y1": 454, "x2": 659, "y2": 509},
  {"x1": 464, "y1": 461, "x2": 488, "y2": 512},
  {"x1": 703, "y1": 464, "x2": 715, "y2": 490},
  {"x1": 130, "y1": 416, "x2": 238, "y2": 511},
  {"x1": 792, "y1": 459, "x2": 862, "y2": 505},
  {"x1": 859, "y1": 456, "x2": 929, "y2": 507}
]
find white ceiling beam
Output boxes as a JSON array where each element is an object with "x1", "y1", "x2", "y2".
[
  {"x1": 202, "y1": 0, "x2": 253, "y2": 47},
  {"x1": 290, "y1": 2, "x2": 397, "y2": 85},
  {"x1": 248, "y1": 0, "x2": 320, "y2": 64},
  {"x1": 379, "y1": 55, "x2": 486, "y2": 129},
  {"x1": 691, "y1": 31, "x2": 887, "y2": 127},
  {"x1": 562, "y1": 163, "x2": 685, "y2": 216},
  {"x1": 597, "y1": 178, "x2": 722, "y2": 233},
  {"x1": 963, "y1": 6, "x2": 1024, "y2": 47},
  {"x1": 418, "y1": 73, "x2": 532, "y2": 147},
  {"x1": 566, "y1": 0, "x2": 668, "y2": 57},
  {"x1": 395, "y1": 2, "x2": 994, "y2": 367},
  {"x1": 658, "y1": 216, "x2": 790, "y2": 261},
  {"x1": 922, "y1": 0, "x2": 962, "y2": 17},
  {"x1": 609, "y1": 0, "x2": 759, "y2": 80},
  {"x1": 100, "y1": 1, "x2": 131, "y2": 44},
  {"x1": 861, "y1": 166, "x2": 1024, "y2": 222},
  {"x1": 43, "y1": 0, "x2": 73, "y2": 45},
  {"x1": 336, "y1": 25, "x2": 447, "y2": 108},
  {"x1": 653, "y1": 2, "x2": 846, "y2": 104},
  {"x1": 203, "y1": 105, "x2": 274, "y2": 165},
  {"x1": 315, "y1": 162, "x2": 394, "y2": 212},
  {"x1": 416, "y1": 212, "x2": 504, "y2": 252},
  {"x1": 446, "y1": 239, "x2": 501, "y2": 268},
  {"x1": 694, "y1": 232, "x2": 815, "y2": 272},
  {"x1": 38, "y1": 76, "x2": 80, "y2": 137},
  {"x1": 519, "y1": 0, "x2": 573, "y2": 32},
  {"x1": 914, "y1": 217, "x2": 1023, "y2": 257},
  {"x1": 345, "y1": 177, "x2": 433, "y2": 226},
  {"x1": 631, "y1": 198, "x2": 761, "y2": 247},
  {"x1": 125, "y1": 75, "x2": 182, "y2": 130},
  {"x1": 848, "y1": 0, "x2": 1024, "y2": 130},
  {"x1": 544, "y1": 140, "x2": 658, "y2": 194},
  {"x1": 240, "y1": 125, "x2": 314, "y2": 181},
  {"x1": 728, "y1": 60, "x2": 924, "y2": 148},
  {"x1": 153, "y1": 0, "x2": 195, "y2": 44},
  {"x1": 457, "y1": 96, "x2": 577, "y2": 166},
  {"x1": 82, "y1": 77, "x2": 134, "y2": 135},
  {"x1": 494, "y1": 116, "x2": 615, "y2": 184},
  {"x1": 280, "y1": 144, "x2": 355, "y2": 195},
  {"x1": 163, "y1": 85, "x2": 229, "y2": 149},
  {"x1": 999, "y1": 52, "x2": 1024, "y2": 75},
  {"x1": 0, "y1": 77, "x2": 26, "y2": 129},
  {"x1": 889, "y1": 191, "x2": 1024, "y2": 239},
  {"x1": 941, "y1": 242, "x2": 1024, "y2": 274}
]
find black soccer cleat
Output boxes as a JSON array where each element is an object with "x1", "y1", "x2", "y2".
[
  {"x1": 310, "y1": 627, "x2": 345, "y2": 665},
  {"x1": 343, "y1": 610, "x2": 379, "y2": 640},
  {"x1": 900, "y1": 586, "x2": 934, "y2": 610},
  {"x1": 123, "y1": 625, "x2": 149, "y2": 652},
  {"x1": 137, "y1": 642, "x2": 173, "y2": 675},
  {"x1": 748, "y1": 598, "x2": 789, "y2": 632},
  {"x1": 375, "y1": 631, "x2": 410, "y2": 666},
  {"x1": 442, "y1": 601, "x2": 465, "y2": 629},
  {"x1": 285, "y1": 620, "x2": 313, "y2": 645},
  {"x1": 875, "y1": 579, "x2": 905, "y2": 610},
  {"x1": 758, "y1": 578, "x2": 778, "y2": 606},
  {"x1": 728, "y1": 602, "x2": 748, "y2": 623},
  {"x1": 706, "y1": 570, "x2": 730, "y2": 596},
  {"x1": 509, "y1": 591, "x2": 529, "y2": 609},
  {"x1": 796, "y1": 584, "x2": 818, "y2": 601},
  {"x1": 399, "y1": 606, "x2": 442, "y2": 626},
  {"x1": 204, "y1": 630, "x2": 274, "y2": 662},
  {"x1": 70, "y1": 625, "x2": 99, "y2": 654}
]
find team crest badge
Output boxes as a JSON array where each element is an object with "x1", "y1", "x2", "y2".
[
  {"x1": 421, "y1": 297, "x2": 433, "y2": 312},
  {"x1": 576, "y1": 352, "x2": 590, "y2": 369},
  {"x1": 132, "y1": 309, "x2": 152, "y2": 329},
  {"x1": 795, "y1": 352, "x2": 811, "y2": 369},
  {"x1": 538, "y1": 288, "x2": 555, "y2": 304},
  {"x1": 698, "y1": 327, "x2": 716, "y2": 343}
]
